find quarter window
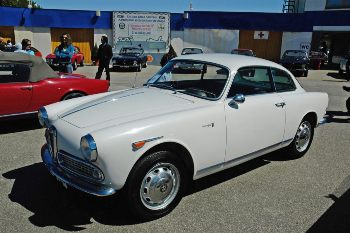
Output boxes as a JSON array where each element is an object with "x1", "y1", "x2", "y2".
[
  {"x1": 0, "y1": 63, "x2": 31, "y2": 84},
  {"x1": 228, "y1": 67, "x2": 273, "y2": 97},
  {"x1": 271, "y1": 68, "x2": 296, "y2": 92}
]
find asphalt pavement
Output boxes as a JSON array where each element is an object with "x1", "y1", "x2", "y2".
[{"x1": 0, "y1": 66, "x2": 349, "y2": 233}]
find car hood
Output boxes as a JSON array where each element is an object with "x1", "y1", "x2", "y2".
[
  {"x1": 60, "y1": 87, "x2": 197, "y2": 128},
  {"x1": 281, "y1": 56, "x2": 308, "y2": 63}
]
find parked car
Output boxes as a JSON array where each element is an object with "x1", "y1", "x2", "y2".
[
  {"x1": 339, "y1": 49, "x2": 350, "y2": 80},
  {"x1": 231, "y1": 48, "x2": 256, "y2": 57},
  {"x1": 40, "y1": 54, "x2": 328, "y2": 220},
  {"x1": 309, "y1": 51, "x2": 328, "y2": 69},
  {"x1": 280, "y1": 50, "x2": 310, "y2": 77},
  {"x1": 46, "y1": 46, "x2": 84, "y2": 71},
  {"x1": 112, "y1": 47, "x2": 148, "y2": 72},
  {"x1": 4, "y1": 45, "x2": 42, "y2": 57},
  {"x1": 0, "y1": 52, "x2": 109, "y2": 119},
  {"x1": 181, "y1": 47, "x2": 204, "y2": 55}
]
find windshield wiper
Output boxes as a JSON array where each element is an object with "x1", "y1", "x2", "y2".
[{"x1": 147, "y1": 83, "x2": 177, "y2": 93}]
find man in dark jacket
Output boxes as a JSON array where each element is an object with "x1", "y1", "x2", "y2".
[{"x1": 95, "y1": 35, "x2": 113, "y2": 82}]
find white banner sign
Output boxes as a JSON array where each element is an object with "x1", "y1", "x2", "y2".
[
  {"x1": 254, "y1": 31, "x2": 269, "y2": 40},
  {"x1": 113, "y1": 11, "x2": 170, "y2": 48}
]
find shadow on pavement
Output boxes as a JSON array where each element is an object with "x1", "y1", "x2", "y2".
[
  {"x1": 326, "y1": 72, "x2": 350, "y2": 81},
  {"x1": 307, "y1": 176, "x2": 350, "y2": 233},
  {"x1": 325, "y1": 111, "x2": 350, "y2": 124},
  {"x1": 0, "y1": 117, "x2": 41, "y2": 134}
]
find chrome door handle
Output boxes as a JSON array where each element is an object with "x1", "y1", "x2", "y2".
[
  {"x1": 20, "y1": 86, "x2": 33, "y2": 90},
  {"x1": 275, "y1": 102, "x2": 286, "y2": 108}
]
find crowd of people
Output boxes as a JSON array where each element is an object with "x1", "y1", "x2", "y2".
[{"x1": 1, "y1": 33, "x2": 114, "y2": 81}]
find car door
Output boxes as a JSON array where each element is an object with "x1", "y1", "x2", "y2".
[
  {"x1": 0, "y1": 63, "x2": 33, "y2": 116},
  {"x1": 224, "y1": 66, "x2": 285, "y2": 164}
]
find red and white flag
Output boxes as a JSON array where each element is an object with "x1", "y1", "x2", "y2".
[{"x1": 254, "y1": 31, "x2": 269, "y2": 40}]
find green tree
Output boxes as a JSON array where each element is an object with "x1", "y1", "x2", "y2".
[{"x1": 0, "y1": 0, "x2": 41, "y2": 8}]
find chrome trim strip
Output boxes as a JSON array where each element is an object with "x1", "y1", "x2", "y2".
[
  {"x1": 0, "y1": 111, "x2": 37, "y2": 118},
  {"x1": 41, "y1": 145, "x2": 115, "y2": 196},
  {"x1": 196, "y1": 139, "x2": 293, "y2": 178}
]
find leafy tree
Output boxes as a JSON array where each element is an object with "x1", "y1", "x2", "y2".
[{"x1": 0, "y1": 0, "x2": 41, "y2": 8}]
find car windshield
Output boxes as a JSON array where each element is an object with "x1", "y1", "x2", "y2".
[
  {"x1": 181, "y1": 48, "x2": 203, "y2": 55},
  {"x1": 284, "y1": 51, "x2": 307, "y2": 58},
  {"x1": 147, "y1": 60, "x2": 229, "y2": 100},
  {"x1": 232, "y1": 50, "x2": 254, "y2": 56},
  {"x1": 120, "y1": 48, "x2": 143, "y2": 55}
]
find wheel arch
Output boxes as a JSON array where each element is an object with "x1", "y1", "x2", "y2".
[
  {"x1": 303, "y1": 112, "x2": 317, "y2": 128},
  {"x1": 60, "y1": 90, "x2": 87, "y2": 101},
  {"x1": 137, "y1": 142, "x2": 195, "y2": 179}
]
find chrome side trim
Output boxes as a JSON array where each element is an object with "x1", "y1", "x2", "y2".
[
  {"x1": 195, "y1": 139, "x2": 292, "y2": 179},
  {"x1": 41, "y1": 144, "x2": 116, "y2": 196}
]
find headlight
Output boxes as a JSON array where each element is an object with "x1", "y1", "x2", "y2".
[
  {"x1": 38, "y1": 107, "x2": 49, "y2": 127},
  {"x1": 80, "y1": 134, "x2": 98, "y2": 162},
  {"x1": 133, "y1": 60, "x2": 137, "y2": 65}
]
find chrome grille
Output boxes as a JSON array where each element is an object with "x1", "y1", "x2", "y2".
[{"x1": 57, "y1": 151, "x2": 104, "y2": 181}]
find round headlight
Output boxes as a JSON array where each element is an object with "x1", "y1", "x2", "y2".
[
  {"x1": 80, "y1": 134, "x2": 98, "y2": 162},
  {"x1": 133, "y1": 60, "x2": 137, "y2": 65},
  {"x1": 38, "y1": 107, "x2": 48, "y2": 127}
]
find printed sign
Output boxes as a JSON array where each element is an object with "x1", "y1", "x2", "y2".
[
  {"x1": 113, "y1": 11, "x2": 170, "y2": 50},
  {"x1": 254, "y1": 31, "x2": 269, "y2": 40}
]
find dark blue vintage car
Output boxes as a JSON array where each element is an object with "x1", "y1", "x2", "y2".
[
  {"x1": 112, "y1": 47, "x2": 148, "y2": 72},
  {"x1": 280, "y1": 50, "x2": 310, "y2": 77}
]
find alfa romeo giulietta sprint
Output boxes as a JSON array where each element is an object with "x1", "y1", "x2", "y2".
[{"x1": 39, "y1": 54, "x2": 328, "y2": 220}]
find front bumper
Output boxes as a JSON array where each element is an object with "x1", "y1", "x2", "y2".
[
  {"x1": 41, "y1": 144, "x2": 116, "y2": 196},
  {"x1": 282, "y1": 63, "x2": 307, "y2": 72}
]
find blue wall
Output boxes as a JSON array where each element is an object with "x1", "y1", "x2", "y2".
[
  {"x1": 0, "y1": 7, "x2": 111, "y2": 28},
  {"x1": 1, "y1": 6, "x2": 350, "y2": 32}
]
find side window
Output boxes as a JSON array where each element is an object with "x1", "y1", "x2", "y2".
[
  {"x1": 0, "y1": 63, "x2": 31, "y2": 84},
  {"x1": 228, "y1": 67, "x2": 273, "y2": 97},
  {"x1": 271, "y1": 68, "x2": 296, "y2": 92}
]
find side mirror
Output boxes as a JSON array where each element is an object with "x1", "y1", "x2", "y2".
[{"x1": 233, "y1": 93, "x2": 245, "y2": 103}]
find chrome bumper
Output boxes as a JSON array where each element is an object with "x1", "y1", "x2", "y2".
[
  {"x1": 317, "y1": 117, "x2": 328, "y2": 127},
  {"x1": 41, "y1": 144, "x2": 116, "y2": 196}
]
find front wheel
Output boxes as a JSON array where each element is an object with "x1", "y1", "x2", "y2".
[
  {"x1": 285, "y1": 118, "x2": 314, "y2": 158},
  {"x1": 72, "y1": 60, "x2": 78, "y2": 70},
  {"x1": 124, "y1": 151, "x2": 188, "y2": 220}
]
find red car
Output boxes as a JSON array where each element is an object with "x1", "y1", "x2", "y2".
[
  {"x1": 231, "y1": 48, "x2": 256, "y2": 57},
  {"x1": 45, "y1": 46, "x2": 84, "y2": 70},
  {"x1": 0, "y1": 52, "x2": 108, "y2": 119}
]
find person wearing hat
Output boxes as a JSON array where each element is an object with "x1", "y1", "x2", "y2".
[{"x1": 95, "y1": 35, "x2": 113, "y2": 83}]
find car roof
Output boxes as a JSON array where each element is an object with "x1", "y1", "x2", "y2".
[
  {"x1": 173, "y1": 53, "x2": 287, "y2": 72},
  {"x1": 0, "y1": 51, "x2": 59, "y2": 82}
]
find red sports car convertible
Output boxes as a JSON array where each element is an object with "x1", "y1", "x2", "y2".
[
  {"x1": 0, "y1": 52, "x2": 109, "y2": 119},
  {"x1": 45, "y1": 46, "x2": 84, "y2": 70}
]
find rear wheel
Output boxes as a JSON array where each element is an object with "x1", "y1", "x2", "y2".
[
  {"x1": 346, "y1": 97, "x2": 350, "y2": 112},
  {"x1": 72, "y1": 61, "x2": 78, "y2": 70},
  {"x1": 285, "y1": 117, "x2": 314, "y2": 158},
  {"x1": 62, "y1": 92, "x2": 85, "y2": 101},
  {"x1": 80, "y1": 58, "x2": 84, "y2": 67},
  {"x1": 124, "y1": 151, "x2": 188, "y2": 220},
  {"x1": 303, "y1": 69, "x2": 308, "y2": 77}
]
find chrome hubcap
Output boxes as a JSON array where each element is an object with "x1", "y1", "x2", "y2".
[
  {"x1": 140, "y1": 163, "x2": 180, "y2": 210},
  {"x1": 295, "y1": 121, "x2": 312, "y2": 152}
]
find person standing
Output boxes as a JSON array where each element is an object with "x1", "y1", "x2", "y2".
[
  {"x1": 54, "y1": 33, "x2": 74, "y2": 73},
  {"x1": 95, "y1": 35, "x2": 113, "y2": 82}
]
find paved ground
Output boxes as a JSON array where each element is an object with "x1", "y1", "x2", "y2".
[{"x1": 0, "y1": 66, "x2": 350, "y2": 232}]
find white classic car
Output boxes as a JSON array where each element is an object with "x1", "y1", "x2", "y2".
[{"x1": 40, "y1": 54, "x2": 328, "y2": 220}]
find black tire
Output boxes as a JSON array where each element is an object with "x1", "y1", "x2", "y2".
[
  {"x1": 124, "y1": 151, "x2": 188, "y2": 220},
  {"x1": 142, "y1": 62, "x2": 147, "y2": 68},
  {"x1": 339, "y1": 69, "x2": 344, "y2": 74},
  {"x1": 346, "y1": 97, "x2": 350, "y2": 112},
  {"x1": 285, "y1": 117, "x2": 314, "y2": 158},
  {"x1": 80, "y1": 58, "x2": 84, "y2": 67},
  {"x1": 62, "y1": 92, "x2": 85, "y2": 101},
  {"x1": 73, "y1": 61, "x2": 78, "y2": 71},
  {"x1": 303, "y1": 70, "x2": 308, "y2": 77}
]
